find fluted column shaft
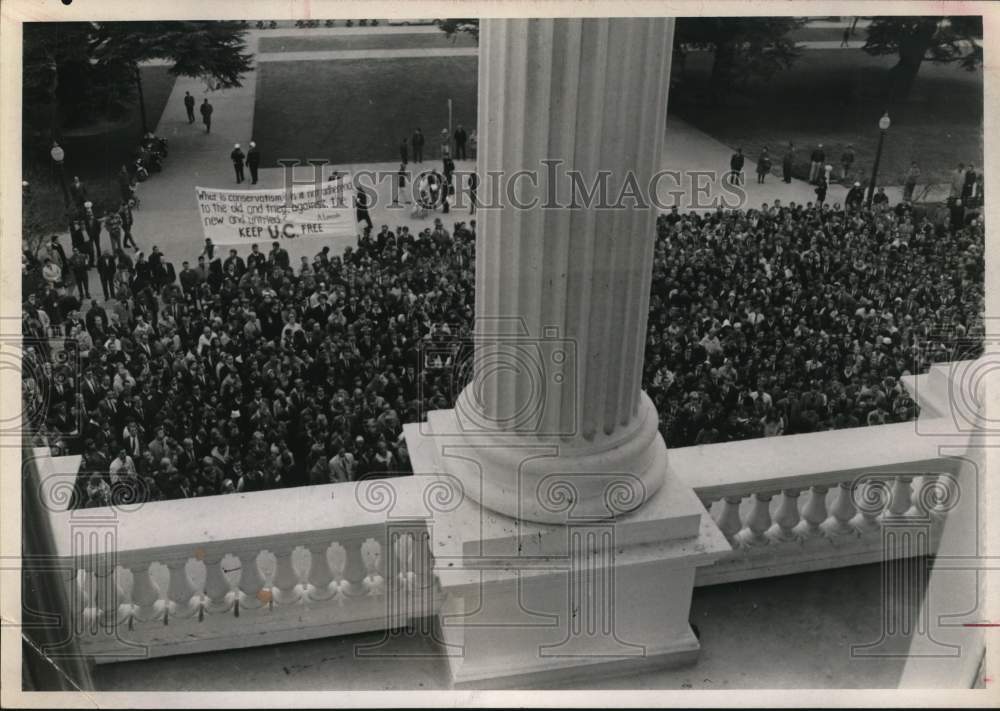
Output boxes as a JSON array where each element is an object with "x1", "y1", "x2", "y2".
[{"x1": 471, "y1": 18, "x2": 673, "y2": 443}]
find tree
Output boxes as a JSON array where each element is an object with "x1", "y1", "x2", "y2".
[
  {"x1": 674, "y1": 18, "x2": 803, "y2": 103},
  {"x1": 22, "y1": 22, "x2": 254, "y2": 145},
  {"x1": 436, "y1": 19, "x2": 479, "y2": 41},
  {"x1": 91, "y1": 21, "x2": 255, "y2": 133},
  {"x1": 863, "y1": 16, "x2": 983, "y2": 102}
]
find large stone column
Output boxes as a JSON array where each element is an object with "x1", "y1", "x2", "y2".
[
  {"x1": 405, "y1": 18, "x2": 731, "y2": 688},
  {"x1": 450, "y1": 17, "x2": 674, "y2": 523}
]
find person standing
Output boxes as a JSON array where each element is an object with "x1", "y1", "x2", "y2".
[
  {"x1": 82, "y1": 202, "x2": 102, "y2": 266},
  {"x1": 69, "y1": 176, "x2": 88, "y2": 215},
  {"x1": 119, "y1": 200, "x2": 137, "y2": 250},
  {"x1": 246, "y1": 142, "x2": 260, "y2": 184},
  {"x1": 117, "y1": 164, "x2": 132, "y2": 202},
  {"x1": 231, "y1": 144, "x2": 245, "y2": 183},
  {"x1": 840, "y1": 144, "x2": 855, "y2": 181},
  {"x1": 393, "y1": 163, "x2": 407, "y2": 206},
  {"x1": 200, "y1": 99, "x2": 213, "y2": 134},
  {"x1": 399, "y1": 137, "x2": 408, "y2": 165},
  {"x1": 809, "y1": 143, "x2": 825, "y2": 184},
  {"x1": 903, "y1": 162, "x2": 920, "y2": 202},
  {"x1": 950, "y1": 162, "x2": 966, "y2": 200},
  {"x1": 729, "y1": 147, "x2": 744, "y2": 185},
  {"x1": 814, "y1": 175, "x2": 828, "y2": 205},
  {"x1": 841, "y1": 26, "x2": 851, "y2": 48},
  {"x1": 454, "y1": 124, "x2": 468, "y2": 160},
  {"x1": 782, "y1": 143, "x2": 794, "y2": 183},
  {"x1": 355, "y1": 188, "x2": 373, "y2": 231},
  {"x1": 962, "y1": 163, "x2": 978, "y2": 205},
  {"x1": 183, "y1": 91, "x2": 196, "y2": 123},
  {"x1": 845, "y1": 181, "x2": 864, "y2": 213},
  {"x1": 469, "y1": 172, "x2": 478, "y2": 215},
  {"x1": 412, "y1": 128, "x2": 425, "y2": 163},
  {"x1": 97, "y1": 250, "x2": 117, "y2": 301},
  {"x1": 439, "y1": 128, "x2": 451, "y2": 159},
  {"x1": 69, "y1": 248, "x2": 91, "y2": 300},
  {"x1": 756, "y1": 147, "x2": 771, "y2": 184}
]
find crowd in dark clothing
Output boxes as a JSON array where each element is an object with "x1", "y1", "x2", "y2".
[
  {"x1": 24, "y1": 217, "x2": 476, "y2": 509},
  {"x1": 22, "y1": 194, "x2": 984, "y2": 508},
  {"x1": 647, "y1": 199, "x2": 984, "y2": 445}
]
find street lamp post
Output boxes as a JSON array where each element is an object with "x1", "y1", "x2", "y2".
[
  {"x1": 50, "y1": 141, "x2": 69, "y2": 206},
  {"x1": 866, "y1": 111, "x2": 891, "y2": 207}
]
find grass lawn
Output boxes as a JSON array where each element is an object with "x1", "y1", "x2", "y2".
[
  {"x1": 672, "y1": 49, "x2": 983, "y2": 187},
  {"x1": 258, "y1": 32, "x2": 476, "y2": 53},
  {"x1": 253, "y1": 56, "x2": 478, "y2": 163},
  {"x1": 22, "y1": 64, "x2": 176, "y2": 236}
]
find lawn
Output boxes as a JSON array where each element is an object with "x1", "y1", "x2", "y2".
[
  {"x1": 22, "y1": 64, "x2": 176, "y2": 236},
  {"x1": 258, "y1": 32, "x2": 476, "y2": 53},
  {"x1": 253, "y1": 56, "x2": 478, "y2": 163},
  {"x1": 672, "y1": 49, "x2": 983, "y2": 187}
]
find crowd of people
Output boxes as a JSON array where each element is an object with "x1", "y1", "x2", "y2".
[
  {"x1": 647, "y1": 198, "x2": 984, "y2": 445},
  {"x1": 22, "y1": 184, "x2": 984, "y2": 509}
]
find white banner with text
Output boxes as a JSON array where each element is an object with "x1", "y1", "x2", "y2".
[{"x1": 195, "y1": 176, "x2": 357, "y2": 244}]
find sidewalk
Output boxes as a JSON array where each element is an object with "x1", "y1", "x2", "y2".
[{"x1": 126, "y1": 29, "x2": 942, "y2": 274}]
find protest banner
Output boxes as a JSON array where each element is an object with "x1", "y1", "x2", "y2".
[{"x1": 195, "y1": 175, "x2": 357, "y2": 245}]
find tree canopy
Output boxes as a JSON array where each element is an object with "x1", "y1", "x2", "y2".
[
  {"x1": 22, "y1": 21, "x2": 253, "y2": 148},
  {"x1": 862, "y1": 16, "x2": 983, "y2": 102}
]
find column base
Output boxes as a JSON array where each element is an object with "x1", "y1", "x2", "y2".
[{"x1": 405, "y1": 414, "x2": 731, "y2": 689}]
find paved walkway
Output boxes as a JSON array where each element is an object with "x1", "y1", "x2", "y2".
[{"x1": 123, "y1": 27, "x2": 941, "y2": 276}]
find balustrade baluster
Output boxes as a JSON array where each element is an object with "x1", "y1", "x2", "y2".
[
  {"x1": 882, "y1": 476, "x2": 914, "y2": 520},
  {"x1": 767, "y1": 488, "x2": 802, "y2": 542},
  {"x1": 715, "y1": 495, "x2": 744, "y2": 542},
  {"x1": 237, "y1": 550, "x2": 267, "y2": 610},
  {"x1": 129, "y1": 562, "x2": 160, "y2": 623},
  {"x1": 822, "y1": 481, "x2": 858, "y2": 536},
  {"x1": 738, "y1": 492, "x2": 774, "y2": 546},
  {"x1": 794, "y1": 485, "x2": 829, "y2": 537},
  {"x1": 852, "y1": 478, "x2": 886, "y2": 534},
  {"x1": 342, "y1": 539, "x2": 368, "y2": 598},
  {"x1": 273, "y1": 546, "x2": 300, "y2": 599},
  {"x1": 308, "y1": 541, "x2": 336, "y2": 599},
  {"x1": 202, "y1": 554, "x2": 231, "y2": 613},
  {"x1": 164, "y1": 558, "x2": 195, "y2": 623}
]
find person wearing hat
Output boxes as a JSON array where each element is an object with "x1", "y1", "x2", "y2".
[
  {"x1": 246, "y1": 141, "x2": 260, "y2": 184},
  {"x1": 231, "y1": 143, "x2": 246, "y2": 183}
]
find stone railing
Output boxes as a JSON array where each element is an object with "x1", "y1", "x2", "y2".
[
  {"x1": 32, "y1": 360, "x2": 980, "y2": 664},
  {"x1": 677, "y1": 422, "x2": 962, "y2": 587},
  {"x1": 31, "y1": 450, "x2": 448, "y2": 663},
  {"x1": 682, "y1": 362, "x2": 974, "y2": 586}
]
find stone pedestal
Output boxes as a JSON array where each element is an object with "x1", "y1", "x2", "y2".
[
  {"x1": 406, "y1": 420, "x2": 730, "y2": 688},
  {"x1": 402, "y1": 17, "x2": 730, "y2": 687}
]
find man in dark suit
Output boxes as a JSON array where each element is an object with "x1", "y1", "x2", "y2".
[
  {"x1": 183, "y1": 91, "x2": 196, "y2": 123},
  {"x1": 247, "y1": 243, "x2": 266, "y2": 274},
  {"x1": 97, "y1": 250, "x2": 117, "y2": 301},
  {"x1": 453, "y1": 124, "x2": 468, "y2": 160},
  {"x1": 399, "y1": 137, "x2": 408, "y2": 165},
  {"x1": 82, "y1": 202, "x2": 102, "y2": 266},
  {"x1": 231, "y1": 144, "x2": 245, "y2": 183},
  {"x1": 200, "y1": 99, "x2": 213, "y2": 134},
  {"x1": 411, "y1": 128, "x2": 425, "y2": 163},
  {"x1": 729, "y1": 148, "x2": 744, "y2": 185},
  {"x1": 246, "y1": 141, "x2": 260, "y2": 184}
]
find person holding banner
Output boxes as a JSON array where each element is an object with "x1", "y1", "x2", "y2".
[{"x1": 231, "y1": 144, "x2": 246, "y2": 184}]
